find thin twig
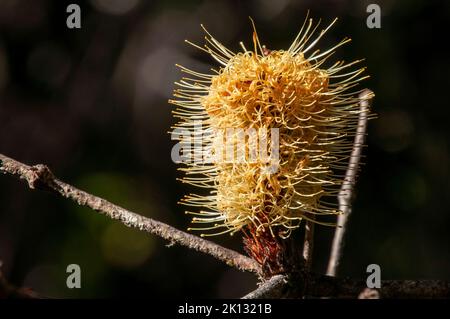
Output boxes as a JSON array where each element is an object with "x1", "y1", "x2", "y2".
[
  {"x1": 326, "y1": 89, "x2": 373, "y2": 276},
  {"x1": 301, "y1": 218, "x2": 315, "y2": 298},
  {"x1": 303, "y1": 220, "x2": 315, "y2": 270},
  {"x1": 0, "y1": 153, "x2": 260, "y2": 274},
  {"x1": 243, "y1": 272, "x2": 450, "y2": 299}
]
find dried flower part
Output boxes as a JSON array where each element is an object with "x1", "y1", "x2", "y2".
[{"x1": 170, "y1": 16, "x2": 373, "y2": 240}]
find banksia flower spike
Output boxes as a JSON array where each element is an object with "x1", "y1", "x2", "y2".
[{"x1": 170, "y1": 15, "x2": 373, "y2": 274}]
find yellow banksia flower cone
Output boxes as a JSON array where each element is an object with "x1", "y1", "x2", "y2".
[{"x1": 170, "y1": 15, "x2": 373, "y2": 267}]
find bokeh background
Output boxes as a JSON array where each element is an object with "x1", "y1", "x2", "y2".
[{"x1": 0, "y1": 0, "x2": 449, "y2": 298}]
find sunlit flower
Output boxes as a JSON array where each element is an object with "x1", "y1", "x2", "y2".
[{"x1": 170, "y1": 15, "x2": 373, "y2": 241}]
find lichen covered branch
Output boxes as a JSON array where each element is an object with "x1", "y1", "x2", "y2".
[
  {"x1": 242, "y1": 275, "x2": 287, "y2": 299},
  {"x1": 0, "y1": 153, "x2": 260, "y2": 274},
  {"x1": 243, "y1": 273, "x2": 450, "y2": 299}
]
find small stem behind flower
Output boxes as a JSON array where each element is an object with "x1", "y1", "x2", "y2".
[
  {"x1": 326, "y1": 89, "x2": 373, "y2": 277},
  {"x1": 303, "y1": 219, "x2": 315, "y2": 270}
]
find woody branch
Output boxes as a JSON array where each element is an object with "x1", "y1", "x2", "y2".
[
  {"x1": 0, "y1": 153, "x2": 260, "y2": 275},
  {"x1": 242, "y1": 272, "x2": 450, "y2": 299}
]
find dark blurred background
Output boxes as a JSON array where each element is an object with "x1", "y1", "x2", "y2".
[{"x1": 0, "y1": 0, "x2": 449, "y2": 298}]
